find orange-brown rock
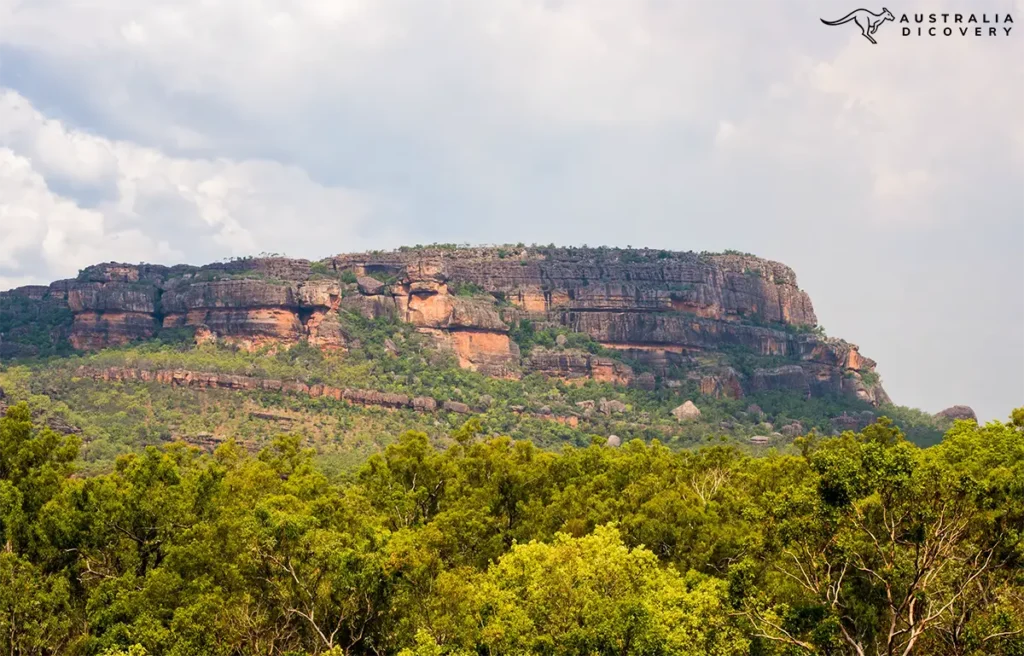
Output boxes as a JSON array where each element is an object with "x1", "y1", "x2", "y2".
[
  {"x1": 446, "y1": 330, "x2": 521, "y2": 377},
  {"x1": 64, "y1": 280, "x2": 161, "y2": 348},
  {"x1": 400, "y1": 277, "x2": 518, "y2": 376},
  {"x1": 4, "y1": 246, "x2": 890, "y2": 406},
  {"x1": 69, "y1": 312, "x2": 160, "y2": 350},
  {"x1": 696, "y1": 368, "x2": 744, "y2": 399}
]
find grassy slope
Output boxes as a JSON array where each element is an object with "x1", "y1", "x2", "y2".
[{"x1": 0, "y1": 310, "x2": 953, "y2": 475}]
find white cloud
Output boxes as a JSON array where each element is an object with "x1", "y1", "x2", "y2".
[{"x1": 0, "y1": 89, "x2": 378, "y2": 283}]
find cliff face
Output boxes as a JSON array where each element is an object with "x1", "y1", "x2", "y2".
[{"x1": 0, "y1": 246, "x2": 889, "y2": 405}]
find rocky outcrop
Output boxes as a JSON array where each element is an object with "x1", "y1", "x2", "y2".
[
  {"x1": 780, "y1": 421, "x2": 805, "y2": 438},
  {"x1": 325, "y1": 247, "x2": 886, "y2": 402},
  {"x1": 410, "y1": 295, "x2": 519, "y2": 378},
  {"x1": 692, "y1": 368, "x2": 743, "y2": 399},
  {"x1": 525, "y1": 348, "x2": 633, "y2": 385},
  {"x1": 330, "y1": 248, "x2": 817, "y2": 324},
  {"x1": 936, "y1": 405, "x2": 978, "y2": 423},
  {"x1": 672, "y1": 401, "x2": 702, "y2": 422},
  {"x1": 599, "y1": 398, "x2": 628, "y2": 415},
  {"x1": 71, "y1": 365, "x2": 596, "y2": 431},
  {"x1": 1, "y1": 246, "x2": 890, "y2": 406},
  {"x1": 751, "y1": 365, "x2": 811, "y2": 397},
  {"x1": 73, "y1": 366, "x2": 459, "y2": 415},
  {"x1": 357, "y1": 276, "x2": 386, "y2": 296}
]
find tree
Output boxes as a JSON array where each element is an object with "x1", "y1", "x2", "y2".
[
  {"x1": 743, "y1": 416, "x2": 1024, "y2": 655},
  {"x1": 0, "y1": 402, "x2": 79, "y2": 552},
  {"x1": 416, "y1": 525, "x2": 748, "y2": 655}
]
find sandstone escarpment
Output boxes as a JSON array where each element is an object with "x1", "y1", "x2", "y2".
[
  {"x1": 324, "y1": 246, "x2": 885, "y2": 403},
  {"x1": 1, "y1": 246, "x2": 890, "y2": 406}
]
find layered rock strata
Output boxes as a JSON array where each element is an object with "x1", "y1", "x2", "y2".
[{"x1": 1, "y1": 246, "x2": 890, "y2": 404}]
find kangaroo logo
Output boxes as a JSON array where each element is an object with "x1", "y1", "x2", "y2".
[{"x1": 821, "y1": 7, "x2": 895, "y2": 43}]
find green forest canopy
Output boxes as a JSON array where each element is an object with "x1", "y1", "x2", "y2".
[{"x1": 2, "y1": 403, "x2": 1022, "y2": 656}]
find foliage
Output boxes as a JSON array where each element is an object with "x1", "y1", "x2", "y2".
[
  {"x1": 874, "y1": 403, "x2": 951, "y2": 447},
  {"x1": 447, "y1": 280, "x2": 486, "y2": 297},
  {"x1": 509, "y1": 320, "x2": 610, "y2": 357},
  {"x1": 0, "y1": 404, "x2": 1021, "y2": 655},
  {"x1": 716, "y1": 345, "x2": 792, "y2": 378},
  {"x1": 787, "y1": 323, "x2": 829, "y2": 338},
  {"x1": 858, "y1": 370, "x2": 880, "y2": 387},
  {"x1": 0, "y1": 303, "x2": 958, "y2": 477},
  {"x1": 0, "y1": 293, "x2": 75, "y2": 358}
]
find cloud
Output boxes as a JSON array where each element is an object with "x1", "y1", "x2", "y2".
[
  {"x1": 0, "y1": 89, "x2": 379, "y2": 283},
  {"x1": 0, "y1": 0, "x2": 1021, "y2": 420}
]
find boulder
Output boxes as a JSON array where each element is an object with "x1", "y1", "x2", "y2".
[
  {"x1": 672, "y1": 400, "x2": 701, "y2": 422},
  {"x1": 780, "y1": 421, "x2": 805, "y2": 438},
  {"x1": 599, "y1": 398, "x2": 628, "y2": 415},
  {"x1": 357, "y1": 276, "x2": 386, "y2": 295},
  {"x1": 443, "y1": 401, "x2": 471, "y2": 414},
  {"x1": 936, "y1": 405, "x2": 977, "y2": 423},
  {"x1": 606, "y1": 434, "x2": 621, "y2": 448},
  {"x1": 412, "y1": 396, "x2": 438, "y2": 412}
]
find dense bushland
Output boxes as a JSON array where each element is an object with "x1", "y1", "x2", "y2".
[{"x1": 2, "y1": 402, "x2": 1022, "y2": 655}]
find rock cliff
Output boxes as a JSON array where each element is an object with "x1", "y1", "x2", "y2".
[{"x1": 0, "y1": 245, "x2": 889, "y2": 405}]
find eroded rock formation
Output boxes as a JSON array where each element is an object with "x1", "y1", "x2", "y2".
[
  {"x1": 525, "y1": 348, "x2": 633, "y2": 385},
  {"x1": 1, "y1": 246, "x2": 890, "y2": 405}
]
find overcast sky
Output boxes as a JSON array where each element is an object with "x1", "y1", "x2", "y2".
[{"x1": 1, "y1": 0, "x2": 1021, "y2": 421}]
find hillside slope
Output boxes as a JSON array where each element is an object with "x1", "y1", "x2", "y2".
[{"x1": 0, "y1": 245, "x2": 959, "y2": 467}]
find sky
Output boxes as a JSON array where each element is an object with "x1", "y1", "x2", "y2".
[{"x1": 0, "y1": 0, "x2": 1021, "y2": 421}]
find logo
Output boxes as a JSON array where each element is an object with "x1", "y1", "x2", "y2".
[
  {"x1": 821, "y1": 8, "x2": 1014, "y2": 41},
  {"x1": 820, "y1": 7, "x2": 895, "y2": 43}
]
